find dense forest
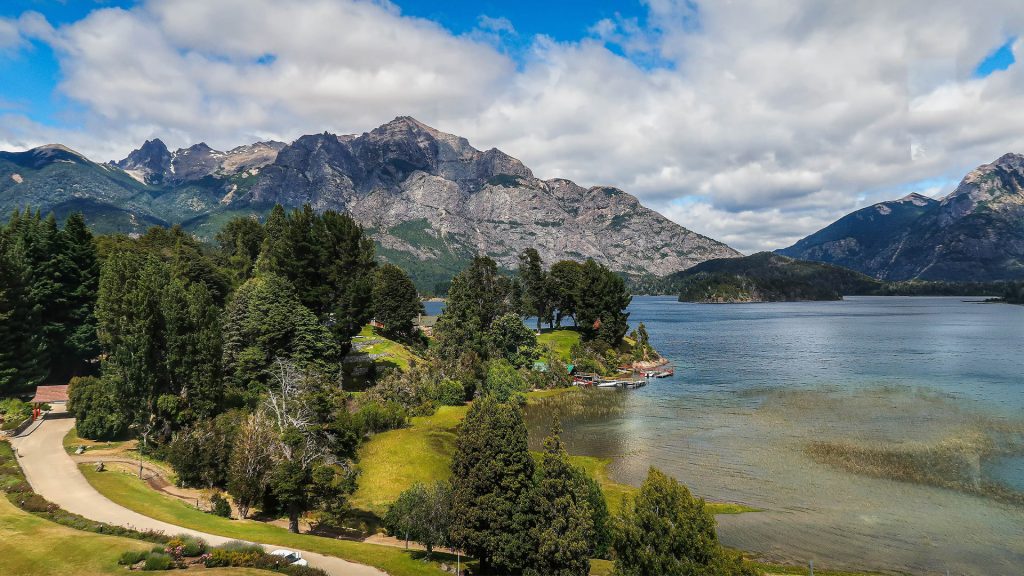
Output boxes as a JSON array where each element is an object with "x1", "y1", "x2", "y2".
[
  {"x1": 671, "y1": 252, "x2": 880, "y2": 302},
  {"x1": 624, "y1": 252, "x2": 1019, "y2": 301},
  {"x1": 0, "y1": 206, "x2": 756, "y2": 575}
]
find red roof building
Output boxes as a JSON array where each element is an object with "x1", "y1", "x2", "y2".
[{"x1": 31, "y1": 385, "x2": 69, "y2": 404}]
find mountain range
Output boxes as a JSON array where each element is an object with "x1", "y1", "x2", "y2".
[
  {"x1": 779, "y1": 153, "x2": 1024, "y2": 281},
  {"x1": 0, "y1": 117, "x2": 738, "y2": 288}
]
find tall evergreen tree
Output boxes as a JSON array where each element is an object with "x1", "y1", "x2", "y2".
[
  {"x1": 95, "y1": 250, "x2": 169, "y2": 443},
  {"x1": 216, "y1": 215, "x2": 265, "y2": 287},
  {"x1": 162, "y1": 279, "x2": 223, "y2": 421},
  {"x1": 576, "y1": 259, "x2": 632, "y2": 346},
  {"x1": 221, "y1": 272, "x2": 337, "y2": 402},
  {"x1": 450, "y1": 396, "x2": 535, "y2": 573},
  {"x1": 57, "y1": 213, "x2": 100, "y2": 378},
  {"x1": 256, "y1": 205, "x2": 376, "y2": 347},
  {"x1": 549, "y1": 260, "x2": 583, "y2": 328},
  {"x1": 0, "y1": 235, "x2": 47, "y2": 392},
  {"x1": 318, "y1": 209, "x2": 377, "y2": 341},
  {"x1": 518, "y1": 248, "x2": 552, "y2": 330},
  {"x1": 527, "y1": 423, "x2": 594, "y2": 576},
  {"x1": 613, "y1": 468, "x2": 753, "y2": 576},
  {"x1": 372, "y1": 263, "x2": 423, "y2": 338},
  {"x1": 434, "y1": 257, "x2": 515, "y2": 361}
]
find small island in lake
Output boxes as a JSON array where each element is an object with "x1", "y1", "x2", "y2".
[{"x1": 670, "y1": 252, "x2": 881, "y2": 303}]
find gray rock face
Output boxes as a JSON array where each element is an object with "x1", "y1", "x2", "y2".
[
  {"x1": 112, "y1": 139, "x2": 172, "y2": 185},
  {"x1": 239, "y1": 117, "x2": 738, "y2": 275},
  {"x1": 780, "y1": 154, "x2": 1024, "y2": 281},
  {"x1": 113, "y1": 140, "x2": 285, "y2": 185},
  {"x1": 5, "y1": 117, "x2": 739, "y2": 277}
]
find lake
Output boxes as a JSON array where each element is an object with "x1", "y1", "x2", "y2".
[{"x1": 522, "y1": 296, "x2": 1024, "y2": 575}]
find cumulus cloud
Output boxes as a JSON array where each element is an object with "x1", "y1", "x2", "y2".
[{"x1": 4, "y1": 0, "x2": 1024, "y2": 253}]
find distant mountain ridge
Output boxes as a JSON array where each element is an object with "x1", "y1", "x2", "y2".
[
  {"x1": 0, "y1": 117, "x2": 738, "y2": 287},
  {"x1": 670, "y1": 252, "x2": 880, "y2": 303},
  {"x1": 779, "y1": 153, "x2": 1024, "y2": 281},
  {"x1": 0, "y1": 117, "x2": 737, "y2": 286}
]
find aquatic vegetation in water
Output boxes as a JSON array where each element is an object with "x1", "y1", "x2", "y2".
[{"x1": 805, "y1": 434, "x2": 1024, "y2": 506}]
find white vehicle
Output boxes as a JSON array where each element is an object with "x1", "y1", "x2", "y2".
[{"x1": 270, "y1": 549, "x2": 308, "y2": 566}]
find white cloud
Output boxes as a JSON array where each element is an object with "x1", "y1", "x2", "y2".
[{"x1": 5, "y1": 0, "x2": 1024, "y2": 253}]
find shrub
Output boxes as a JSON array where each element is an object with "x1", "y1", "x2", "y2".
[
  {"x1": 118, "y1": 550, "x2": 148, "y2": 565},
  {"x1": 4, "y1": 480, "x2": 32, "y2": 493},
  {"x1": 17, "y1": 493, "x2": 57, "y2": 513},
  {"x1": 216, "y1": 541, "x2": 263, "y2": 554},
  {"x1": 68, "y1": 376, "x2": 130, "y2": 440},
  {"x1": 143, "y1": 552, "x2": 173, "y2": 570},
  {"x1": 282, "y1": 565, "x2": 329, "y2": 576},
  {"x1": 182, "y1": 537, "x2": 207, "y2": 557},
  {"x1": 0, "y1": 398, "x2": 31, "y2": 421},
  {"x1": 166, "y1": 534, "x2": 207, "y2": 557},
  {"x1": 356, "y1": 400, "x2": 408, "y2": 433},
  {"x1": 430, "y1": 378, "x2": 465, "y2": 406},
  {"x1": 210, "y1": 492, "x2": 232, "y2": 518}
]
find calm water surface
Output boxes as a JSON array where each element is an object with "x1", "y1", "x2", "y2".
[{"x1": 524, "y1": 296, "x2": 1024, "y2": 575}]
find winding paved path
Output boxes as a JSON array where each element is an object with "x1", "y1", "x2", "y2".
[{"x1": 11, "y1": 408, "x2": 385, "y2": 576}]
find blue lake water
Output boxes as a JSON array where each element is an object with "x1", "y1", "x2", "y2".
[{"x1": 522, "y1": 296, "x2": 1024, "y2": 575}]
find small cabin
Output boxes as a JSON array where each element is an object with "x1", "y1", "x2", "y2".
[{"x1": 414, "y1": 314, "x2": 438, "y2": 336}]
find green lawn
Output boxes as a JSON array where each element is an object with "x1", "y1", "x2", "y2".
[
  {"x1": 350, "y1": 405, "x2": 466, "y2": 516},
  {"x1": 349, "y1": 393, "x2": 758, "y2": 519},
  {"x1": 62, "y1": 427, "x2": 129, "y2": 455},
  {"x1": 81, "y1": 466, "x2": 452, "y2": 576},
  {"x1": 0, "y1": 496, "x2": 265, "y2": 576},
  {"x1": 537, "y1": 329, "x2": 582, "y2": 362},
  {"x1": 356, "y1": 325, "x2": 423, "y2": 371}
]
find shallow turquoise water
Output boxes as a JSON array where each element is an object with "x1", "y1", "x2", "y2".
[{"x1": 525, "y1": 296, "x2": 1024, "y2": 575}]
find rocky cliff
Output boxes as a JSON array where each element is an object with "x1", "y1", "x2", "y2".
[
  {"x1": 779, "y1": 154, "x2": 1024, "y2": 281},
  {"x1": 0, "y1": 117, "x2": 739, "y2": 282}
]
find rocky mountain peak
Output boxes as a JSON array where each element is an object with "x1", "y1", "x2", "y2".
[
  {"x1": 0, "y1": 144, "x2": 91, "y2": 170},
  {"x1": 114, "y1": 139, "x2": 172, "y2": 185},
  {"x1": 940, "y1": 151, "x2": 1024, "y2": 222}
]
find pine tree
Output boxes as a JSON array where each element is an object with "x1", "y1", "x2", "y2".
[
  {"x1": 162, "y1": 279, "x2": 223, "y2": 421},
  {"x1": 450, "y1": 396, "x2": 535, "y2": 573},
  {"x1": 549, "y1": 260, "x2": 583, "y2": 328},
  {"x1": 0, "y1": 236, "x2": 47, "y2": 392},
  {"x1": 95, "y1": 250, "x2": 169, "y2": 443},
  {"x1": 518, "y1": 248, "x2": 552, "y2": 330},
  {"x1": 58, "y1": 213, "x2": 100, "y2": 378},
  {"x1": 434, "y1": 257, "x2": 515, "y2": 361},
  {"x1": 255, "y1": 205, "x2": 376, "y2": 348},
  {"x1": 372, "y1": 263, "x2": 423, "y2": 338},
  {"x1": 318, "y1": 209, "x2": 376, "y2": 342},
  {"x1": 221, "y1": 273, "x2": 337, "y2": 401},
  {"x1": 576, "y1": 259, "x2": 631, "y2": 346},
  {"x1": 215, "y1": 215, "x2": 265, "y2": 287},
  {"x1": 527, "y1": 423, "x2": 594, "y2": 576}
]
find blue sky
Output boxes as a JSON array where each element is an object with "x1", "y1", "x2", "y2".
[
  {"x1": 974, "y1": 36, "x2": 1017, "y2": 77},
  {"x1": 1, "y1": 1, "x2": 1023, "y2": 253},
  {"x1": 1, "y1": 0, "x2": 652, "y2": 127}
]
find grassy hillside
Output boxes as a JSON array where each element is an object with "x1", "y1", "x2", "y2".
[
  {"x1": 353, "y1": 325, "x2": 424, "y2": 372},
  {"x1": 349, "y1": 390, "x2": 756, "y2": 521},
  {"x1": 536, "y1": 329, "x2": 582, "y2": 362}
]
